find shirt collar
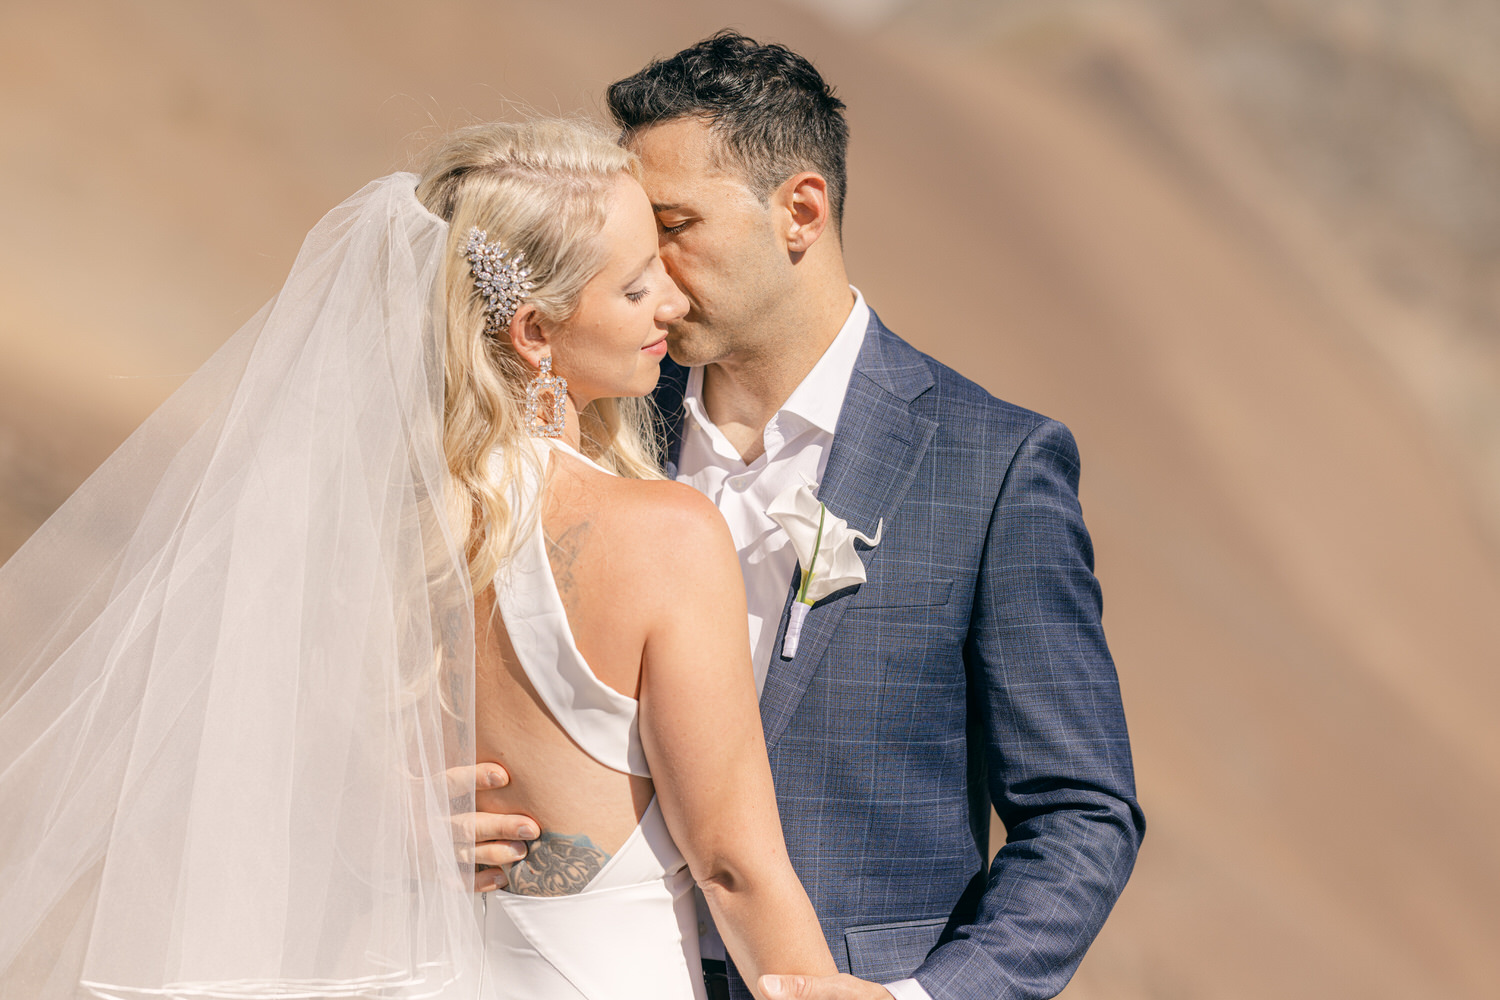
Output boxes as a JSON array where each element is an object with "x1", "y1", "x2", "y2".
[
  {"x1": 683, "y1": 286, "x2": 870, "y2": 440},
  {"x1": 779, "y1": 287, "x2": 869, "y2": 436}
]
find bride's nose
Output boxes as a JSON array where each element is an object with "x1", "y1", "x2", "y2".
[{"x1": 657, "y1": 281, "x2": 689, "y2": 324}]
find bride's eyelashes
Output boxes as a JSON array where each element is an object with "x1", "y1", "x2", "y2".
[{"x1": 626, "y1": 286, "x2": 650, "y2": 304}]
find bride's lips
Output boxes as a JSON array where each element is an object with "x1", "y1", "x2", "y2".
[{"x1": 642, "y1": 336, "x2": 668, "y2": 357}]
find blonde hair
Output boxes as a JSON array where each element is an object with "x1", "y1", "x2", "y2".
[{"x1": 416, "y1": 120, "x2": 665, "y2": 593}]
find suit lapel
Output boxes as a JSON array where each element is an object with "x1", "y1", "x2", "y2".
[
  {"x1": 651, "y1": 358, "x2": 690, "y2": 479},
  {"x1": 758, "y1": 318, "x2": 936, "y2": 752}
]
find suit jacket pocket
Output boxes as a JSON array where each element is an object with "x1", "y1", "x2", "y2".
[
  {"x1": 851, "y1": 578, "x2": 953, "y2": 610},
  {"x1": 844, "y1": 917, "x2": 946, "y2": 983}
]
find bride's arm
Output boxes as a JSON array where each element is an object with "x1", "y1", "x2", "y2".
[{"x1": 637, "y1": 485, "x2": 838, "y2": 998}]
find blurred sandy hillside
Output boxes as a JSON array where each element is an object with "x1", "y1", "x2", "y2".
[
  {"x1": 823, "y1": 0, "x2": 1500, "y2": 547},
  {"x1": 2, "y1": 2, "x2": 1497, "y2": 998}
]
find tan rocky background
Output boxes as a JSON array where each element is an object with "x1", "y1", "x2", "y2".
[{"x1": 2, "y1": 1, "x2": 1497, "y2": 997}]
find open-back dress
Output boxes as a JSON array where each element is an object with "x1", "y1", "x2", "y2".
[{"x1": 480, "y1": 440, "x2": 706, "y2": 1000}]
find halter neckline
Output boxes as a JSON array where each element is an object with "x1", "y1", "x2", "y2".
[
  {"x1": 494, "y1": 440, "x2": 646, "y2": 777},
  {"x1": 541, "y1": 438, "x2": 616, "y2": 478}
]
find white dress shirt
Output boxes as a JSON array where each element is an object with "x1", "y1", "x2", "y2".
[
  {"x1": 676, "y1": 288, "x2": 868, "y2": 694},
  {"x1": 676, "y1": 288, "x2": 935, "y2": 1000}
]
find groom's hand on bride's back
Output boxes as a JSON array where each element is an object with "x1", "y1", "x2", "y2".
[{"x1": 443, "y1": 763, "x2": 538, "y2": 893}]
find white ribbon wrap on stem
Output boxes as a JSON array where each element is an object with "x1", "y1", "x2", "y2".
[{"x1": 783, "y1": 602, "x2": 812, "y2": 659}]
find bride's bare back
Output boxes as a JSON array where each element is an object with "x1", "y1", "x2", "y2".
[
  {"x1": 471, "y1": 446, "x2": 835, "y2": 988},
  {"x1": 473, "y1": 452, "x2": 672, "y2": 892}
]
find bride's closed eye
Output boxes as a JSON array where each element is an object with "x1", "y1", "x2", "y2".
[{"x1": 626, "y1": 286, "x2": 650, "y2": 304}]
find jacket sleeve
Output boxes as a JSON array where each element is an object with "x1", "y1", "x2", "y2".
[{"x1": 913, "y1": 418, "x2": 1146, "y2": 1000}]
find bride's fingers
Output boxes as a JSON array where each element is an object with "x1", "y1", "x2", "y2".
[
  {"x1": 444, "y1": 762, "x2": 509, "y2": 800},
  {"x1": 759, "y1": 974, "x2": 885, "y2": 999}
]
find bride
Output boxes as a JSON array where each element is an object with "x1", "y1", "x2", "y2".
[{"x1": 0, "y1": 119, "x2": 834, "y2": 999}]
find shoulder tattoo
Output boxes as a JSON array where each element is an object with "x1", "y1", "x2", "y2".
[{"x1": 543, "y1": 520, "x2": 591, "y2": 607}]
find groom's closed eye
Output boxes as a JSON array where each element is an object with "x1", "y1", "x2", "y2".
[{"x1": 651, "y1": 203, "x2": 695, "y2": 236}]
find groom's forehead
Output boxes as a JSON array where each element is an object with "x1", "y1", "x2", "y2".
[{"x1": 629, "y1": 118, "x2": 741, "y2": 188}]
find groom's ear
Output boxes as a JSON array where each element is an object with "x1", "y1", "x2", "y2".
[{"x1": 778, "y1": 171, "x2": 833, "y2": 256}]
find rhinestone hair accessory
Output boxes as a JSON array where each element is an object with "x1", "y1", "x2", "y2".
[
  {"x1": 464, "y1": 226, "x2": 535, "y2": 334},
  {"x1": 526, "y1": 356, "x2": 568, "y2": 438}
]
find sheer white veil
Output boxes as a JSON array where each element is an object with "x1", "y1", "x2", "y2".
[{"x1": 0, "y1": 173, "x2": 487, "y2": 997}]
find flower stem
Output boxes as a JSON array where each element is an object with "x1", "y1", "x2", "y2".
[{"x1": 796, "y1": 503, "x2": 827, "y2": 604}]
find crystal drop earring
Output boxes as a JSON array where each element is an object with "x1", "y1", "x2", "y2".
[{"x1": 525, "y1": 356, "x2": 568, "y2": 438}]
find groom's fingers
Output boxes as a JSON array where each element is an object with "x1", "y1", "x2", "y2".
[
  {"x1": 453, "y1": 809, "x2": 535, "y2": 894},
  {"x1": 451, "y1": 810, "x2": 539, "y2": 849},
  {"x1": 472, "y1": 864, "x2": 507, "y2": 893},
  {"x1": 466, "y1": 838, "x2": 530, "y2": 868},
  {"x1": 444, "y1": 762, "x2": 510, "y2": 800},
  {"x1": 443, "y1": 765, "x2": 537, "y2": 894}
]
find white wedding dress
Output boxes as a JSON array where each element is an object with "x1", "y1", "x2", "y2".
[
  {"x1": 0, "y1": 174, "x2": 704, "y2": 999},
  {"x1": 480, "y1": 440, "x2": 706, "y2": 1000}
]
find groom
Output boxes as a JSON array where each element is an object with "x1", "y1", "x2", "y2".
[
  {"x1": 469, "y1": 30, "x2": 1143, "y2": 1000},
  {"x1": 604, "y1": 32, "x2": 1144, "y2": 1000}
]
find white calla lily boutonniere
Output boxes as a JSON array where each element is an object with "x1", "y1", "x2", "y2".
[{"x1": 767, "y1": 480, "x2": 883, "y2": 659}]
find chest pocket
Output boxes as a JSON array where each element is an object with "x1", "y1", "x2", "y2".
[{"x1": 850, "y1": 578, "x2": 952, "y2": 610}]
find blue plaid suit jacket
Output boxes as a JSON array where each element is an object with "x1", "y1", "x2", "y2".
[{"x1": 654, "y1": 313, "x2": 1144, "y2": 1000}]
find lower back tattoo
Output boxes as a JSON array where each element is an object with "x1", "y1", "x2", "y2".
[{"x1": 504, "y1": 831, "x2": 611, "y2": 896}]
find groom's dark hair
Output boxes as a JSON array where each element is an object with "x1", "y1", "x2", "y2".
[{"x1": 606, "y1": 30, "x2": 849, "y2": 232}]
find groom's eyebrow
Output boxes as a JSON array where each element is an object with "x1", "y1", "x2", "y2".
[{"x1": 651, "y1": 202, "x2": 684, "y2": 213}]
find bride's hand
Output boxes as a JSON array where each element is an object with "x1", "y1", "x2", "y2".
[
  {"x1": 444, "y1": 763, "x2": 538, "y2": 893},
  {"x1": 759, "y1": 974, "x2": 894, "y2": 1000}
]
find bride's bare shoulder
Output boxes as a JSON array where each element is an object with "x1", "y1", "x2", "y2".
[
  {"x1": 614, "y1": 477, "x2": 730, "y2": 550},
  {"x1": 558, "y1": 462, "x2": 734, "y2": 577}
]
